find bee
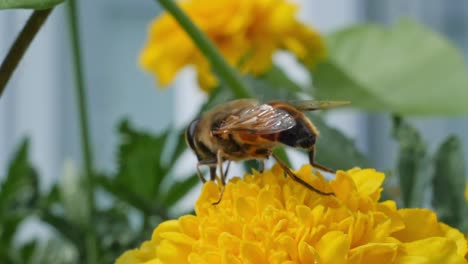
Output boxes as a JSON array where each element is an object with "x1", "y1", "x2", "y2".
[{"x1": 185, "y1": 99, "x2": 349, "y2": 203}]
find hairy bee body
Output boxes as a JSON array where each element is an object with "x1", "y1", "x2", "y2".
[
  {"x1": 186, "y1": 99, "x2": 348, "y2": 202},
  {"x1": 186, "y1": 99, "x2": 262, "y2": 162},
  {"x1": 187, "y1": 99, "x2": 321, "y2": 163}
]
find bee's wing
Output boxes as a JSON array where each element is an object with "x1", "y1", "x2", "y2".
[
  {"x1": 285, "y1": 100, "x2": 350, "y2": 111},
  {"x1": 213, "y1": 104, "x2": 296, "y2": 135}
]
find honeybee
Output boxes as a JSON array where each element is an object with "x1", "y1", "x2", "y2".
[{"x1": 185, "y1": 99, "x2": 349, "y2": 203}]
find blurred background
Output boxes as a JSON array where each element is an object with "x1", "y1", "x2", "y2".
[{"x1": 0, "y1": 0, "x2": 467, "y2": 260}]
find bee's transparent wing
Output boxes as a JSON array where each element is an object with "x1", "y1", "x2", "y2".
[
  {"x1": 213, "y1": 104, "x2": 296, "y2": 135},
  {"x1": 284, "y1": 100, "x2": 350, "y2": 111}
]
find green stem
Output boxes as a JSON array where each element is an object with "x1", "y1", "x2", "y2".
[
  {"x1": 0, "y1": 8, "x2": 53, "y2": 99},
  {"x1": 66, "y1": 0, "x2": 98, "y2": 263},
  {"x1": 155, "y1": 0, "x2": 252, "y2": 98}
]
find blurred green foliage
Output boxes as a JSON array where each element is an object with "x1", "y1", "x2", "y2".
[
  {"x1": 392, "y1": 117, "x2": 468, "y2": 229},
  {"x1": 0, "y1": 121, "x2": 198, "y2": 263}
]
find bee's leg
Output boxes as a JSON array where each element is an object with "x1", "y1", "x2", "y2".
[
  {"x1": 272, "y1": 153, "x2": 334, "y2": 196},
  {"x1": 197, "y1": 158, "x2": 218, "y2": 183},
  {"x1": 212, "y1": 150, "x2": 228, "y2": 205},
  {"x1": 197, "y1": 157, "x2": 227, "y2": 205},
  {"x1": 212, "y1": 185, "x2": 225, "y2": 205},
  {"x1": 258, "y1": 159, "x2": 265, "y2": 172},
  {"x1": 196, "y1": 163, "x2": 207, "y2": 183},
  {"x1": 308, "y1": 146, "x2": 335, "y2": 173},
  {"x1": 224, "y1": 160, "x2": 231, "y2": 178},
  {"x1": 209, "y1": 166, "x2": 217, "y2": 181},
  {"x1": 216, "y1": 150, "x2": 227, "y2": 185}
]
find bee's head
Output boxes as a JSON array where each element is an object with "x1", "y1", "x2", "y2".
[{"x1": 185, "y1": 118, "x2": 200, "y2": 155}]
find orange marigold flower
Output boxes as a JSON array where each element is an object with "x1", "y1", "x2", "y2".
[
  {"x1": 140, "y1": 0, "x2": 326, "y2": 92},
  {"x1": 116, "y1": 165, "x2": 468, "y2": 263}
]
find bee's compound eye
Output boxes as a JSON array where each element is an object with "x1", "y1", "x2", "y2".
[{"x1": 185, "y1": 119, "x2": 200, "y2": 151}]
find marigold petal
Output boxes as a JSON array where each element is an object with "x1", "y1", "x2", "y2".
[
  {"x1": 440, "y1": 223, "x2": 468, "y2": 257},
  {"x1": 398, "y1": 237, "x2": 466, "y2": 264},
  {"x1": 268, "y1": 251, "x2": 289, "y2": 264},
  {"x1": 331, "y1": 171, "x2": 357, "y2": 197},
  {"x1": 349, "y1": 243, "x2": 399, "y2": 264},
  {"x1": 274, "y1": 234, "x2": 297, "y2": 261},
  {"x1": 152, "y1": 220, "x2": 180, "y2": 243},
  {"x1": 376, "y1": 201, "x2": 405, "y2": 233},
  {"x1": 195, "y1": 181, "x2": 220, "y2": 214},
  {"x1": 240, "y1": 241, "x2": 266, "y2": 262},
  {"x1": 257, "y1": 187, "x2": 283, "y2": 210},
  {"x1": 194, "y1": 57, "x2": 218, "y2": 92},
  {"x1": 142, "y1": 260, "x2": 161, "y2": 264},
  {"x1": 295, "y1": 205, "x2": 312, "y2": 224},
  {"x1": 187, "y1": 253, "x2": 204, "y2": 264},
  {"x1": 156, "y1": 240, "x2": 190, "y2": 263},
  {"x1": 201, "y1": 251, "x2": 222, "y2": 263},
  {"x1": 115, "y1": 249, "x2": 144, "y2": 264},
  {"x1": 392, "y1": 209, "x2": 443, "y2": 242},
  {"x1": 159, "y1": 232, "x2": 196, "y2": 246},
  {"x1": 236, "y1": 196, "x2": 257, "y2": 221},
  {"x1": 349, "y1": 168, "x2": 384, "y2": 199},
  {"x1": 218, "y1": 232, "x2": 241, "y2": 255},
  {"x1": 315, "y1": 231, "x2": 350, "y2": 264},
  {"x1": 297, "y1": 240, "x2": 317, "y2": 263},
  {"x1": 222, "y1": 252, "x2": 242, "y2": 264},
  {"x1": 268, "y1": 2, "x2": 296, "y2": 32},
  {"x1": 179, "y1": 215, "x2": 200, "y2": 240}
]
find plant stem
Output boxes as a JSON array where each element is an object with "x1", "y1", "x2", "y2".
[
  {"x1": 155, "y1": 0, "x2": 252, "y2": 98},
  {"x1": 66, "y1": 0, "x2": 98, "y2": 263},
  {"x1": 0, "y1": 8, "x2": 53, "y2": 99}
]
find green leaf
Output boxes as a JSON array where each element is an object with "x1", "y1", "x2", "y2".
[
  {"x1": 314, "y1": 19, "x2": 468, "y2": 115},
  {"x1": 0, "y1": 139, "x2": 39, "y2": 215},
  {"x1": 162, "y1": 174, "x2": 199, "y2": 207},
  {"x1": 244, "y1": 75, "x2": 297, "y2": 102},
  {"x1": 272, "y1": 147, "x2": 292, "y2": 168},
  {"x1": 257, "y1": 65, "x2": 303, "y2": 94},
  {"x1": 95, "y1": 207, "x2": 138, "y2": 263},
  {"x1": 392, "y1": 116, "x2": 431, "y2": 207},
  {"x1": 199, "y1": 85, "x2": 233, "y2": 113},
  {"x1": 243, "y1": 159, "x2": 262, "y2": 173},
  {"x1": 308, "y1": 114, "x2": 369, "y2": 170},
  {"x1": 432, "y1": 136, "x2": 467, "y2": 229},
  {"x1": 40, "y1": 184, "x2": 60, "y2": 208},
  {"x1": 209, "y1": 64, "x2": 304, "y2": 108},
  {"x1": 96, "y1": 175, "x2": 154, "y2": 215},
  {"x1": 0, "y1": 0, "x2": 64, "y2": 9},
  {"x1": 39, "y1": 210, "x2": 85, "y2": 252},
  {"x1": 18, "y1": 240, "x2": 37, "y2": 264},
  {"x1": 116, "y1": 120, "x2": 169, "y2": 201},
  {"x1": 0, "y1": 214, "x2": 25, "y2": 247},
  {"x1": 0, "y1": 139, "x2": 39, "y2": 246}
]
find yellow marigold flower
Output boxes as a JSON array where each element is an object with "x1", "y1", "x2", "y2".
[
  {"x1": 116, "y1": 165, "x2": 468, "y2": 263},
  {"x1": 140, "y1": 0, "x2": 326, "y2": 92}
]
